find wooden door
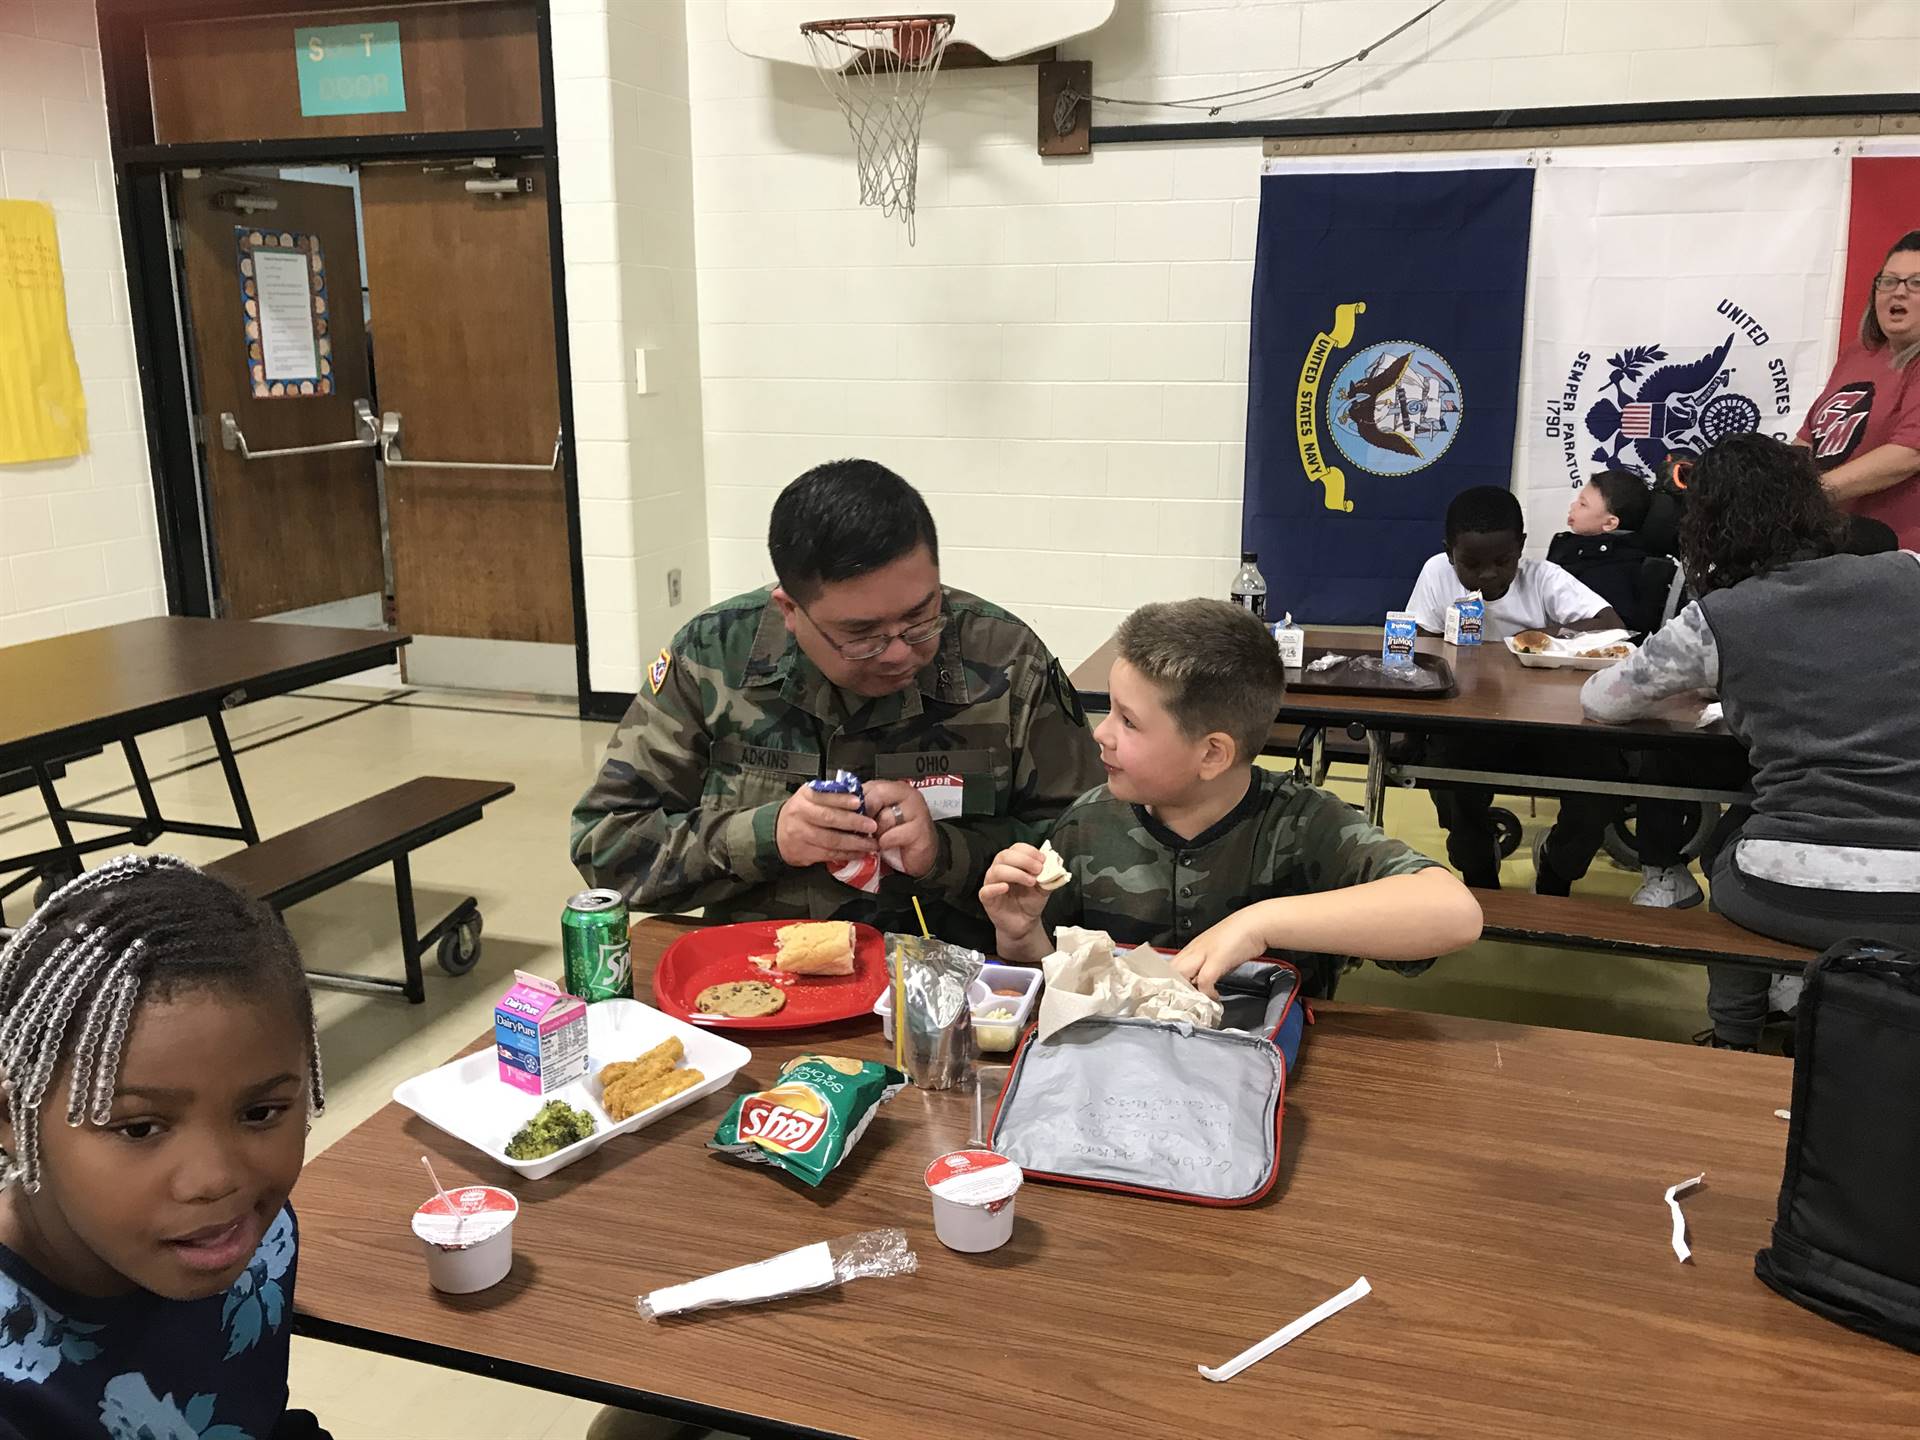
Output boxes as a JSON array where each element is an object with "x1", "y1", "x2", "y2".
[
  {"x1": 358, "y1": 162, "x2": 573, "y2": 643},
  {"x1": 177, "y1": 173, "x2": 384, "y2": 620}
]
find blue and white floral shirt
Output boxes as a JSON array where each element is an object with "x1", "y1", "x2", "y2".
[{"x1": 0, "y1": 1206, "x2": 299, "y2": 1440}]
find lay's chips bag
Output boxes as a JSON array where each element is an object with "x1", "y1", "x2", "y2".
[{"x1": 709, "y1": 1054, "x2": 905, "y2": 1187}]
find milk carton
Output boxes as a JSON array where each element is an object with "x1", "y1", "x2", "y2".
[
  {"x1": 1270, "y1": 612, "x2": 1306, "y2": 668},
  {"x1": 495, "y1": 971, "x2": 589, "y2": 1096},
  {"x1": 1444, "y1": 592, "x2": 1485, "y2": 646},
  {"x1": 1382, "y1": 611, "x2": 1418, "y2": 670}
]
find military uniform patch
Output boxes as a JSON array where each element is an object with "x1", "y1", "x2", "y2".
[{"x1": 648, "y1": 648, "x2": 672, "y2": 694}]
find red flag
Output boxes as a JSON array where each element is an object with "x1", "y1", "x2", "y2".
[{"x1": 1841, "y1": 156, "x2": 1920, "y2": 344}]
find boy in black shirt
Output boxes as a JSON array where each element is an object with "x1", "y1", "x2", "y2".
[{"x1": 1546, "y1": 470, "x2": 1654, "y2": 629}]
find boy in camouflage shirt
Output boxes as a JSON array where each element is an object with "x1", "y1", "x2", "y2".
[{"x1": 981, "y1": 599, "x2": 1483, "y2": 996}]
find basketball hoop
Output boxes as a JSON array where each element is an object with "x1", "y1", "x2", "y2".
[{"x1": 800, "y1": 14, "x2": 955, "y2": 243}]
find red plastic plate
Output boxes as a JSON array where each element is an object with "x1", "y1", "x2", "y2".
[{"x1": 652, "y1": 921, "x2": 888, "y2": 1031}]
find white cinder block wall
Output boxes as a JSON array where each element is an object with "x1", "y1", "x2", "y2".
[
  {"x1": 681, "y1": 0, "x2": 1920, "y2": 671},
  {"x1": 0, "y1": 0, "x2": 163, "y2": 646},
  {"x1": 554, "y1": 0, "x2": 711, "y2": 696}
]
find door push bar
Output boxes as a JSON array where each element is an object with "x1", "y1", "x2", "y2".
[
  {"x1": 378, "y1": 410, "x2": 564, "y2": 472},
  {"x1": 219, "y1": 399, "x2": 378, "y2": 460}
]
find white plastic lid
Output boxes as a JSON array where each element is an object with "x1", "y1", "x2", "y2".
[
  {"x1": 925, "y1": 1150, "x2": 1023, "y2": 1206},
  {"x1": 411, "y1": 1185, "x2": 518, "y2": 1248}
]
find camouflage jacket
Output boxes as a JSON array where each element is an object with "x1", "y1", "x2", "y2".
[
  {"x1": 1040, "y1": 767, "x2": 1440, "y2": 972},
  {"x1": 571, "y1": 586, "x2": 1103, "y2": 950}
]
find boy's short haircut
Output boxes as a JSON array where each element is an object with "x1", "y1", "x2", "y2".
[
  {"x1": 1114, "y1": 598, "x2": 1287, "y2": 766},
  {"x1": 1444, "y1": 485, "x2": 1524, "y2": 546},
  {"x1": 1590, "y1": 469, "x2": 1651, "y2": 531}
]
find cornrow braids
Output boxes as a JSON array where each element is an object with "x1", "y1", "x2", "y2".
[{"x1": 0, "y1": 855, "x2": 323, "y2": 1194}]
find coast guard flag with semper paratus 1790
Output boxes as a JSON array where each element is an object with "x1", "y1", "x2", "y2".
[
  {"x1": 1241, "y1": 166, "x2": 1534, "y2": 623},
  {"x1": 1514, "y1": 152, "x2": 1844, "y2": 545}
]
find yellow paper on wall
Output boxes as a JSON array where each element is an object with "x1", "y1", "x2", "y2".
[{"x1": 0, "y1": 200, "x2": 88, "y2": 464}]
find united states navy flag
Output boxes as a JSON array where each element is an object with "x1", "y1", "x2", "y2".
[{"x1": 1243, "y1": 167, "x2": 1534, "y2": 622}]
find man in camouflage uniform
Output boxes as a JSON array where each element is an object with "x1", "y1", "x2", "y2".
[
  {"x1": 981, "y1": 599, "x2": 1481, "y2": 994},
  {"x1": 572, "y1": 459, "x2": 1102, "y2": 951}
]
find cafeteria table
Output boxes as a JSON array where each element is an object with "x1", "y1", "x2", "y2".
[
  {"x1": 0, "y1": 617, "x2": 408, "y2": 917},
  {"x1": 288, "y1": 917, "x2": 1916, "y2": 1439},
  {"x1": 1073, "y1": 628, "x2": 1750, "y2": 827}
]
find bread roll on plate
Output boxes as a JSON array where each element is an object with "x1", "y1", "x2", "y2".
[{"x1": 772, "y1": 920, "x2": 855, "y2": 976}]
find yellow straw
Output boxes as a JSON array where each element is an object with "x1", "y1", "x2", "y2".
[
  {"x1": 893, "y1": 897, "x2": 930, "y2": 1073},
  {"x1": 892, "y1": 948, "x2": 906, "y2": 1072}
]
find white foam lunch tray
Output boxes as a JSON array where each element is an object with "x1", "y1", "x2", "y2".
[
  {"x1": 393, "y1": 998, "x2": 751, "y2": 1180},
  {"x1": 1504, "y1": 629, "x2": 1636, "y2": 671}
]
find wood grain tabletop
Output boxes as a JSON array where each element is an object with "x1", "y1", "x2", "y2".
[
  {"x1": 0, "y1": 617, "x2": 409, "y2": 766},
  {"x1": 291, "y1": 918, "x2": 1916, "y2": 1439}
]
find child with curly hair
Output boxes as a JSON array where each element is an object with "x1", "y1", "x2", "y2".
[
  {"x1": 0, "y1": 856, "x2": 331, "y2": 1439},
  {"x1": 1585, "y1": 432, "x2": 1920, "y2": 1048}
]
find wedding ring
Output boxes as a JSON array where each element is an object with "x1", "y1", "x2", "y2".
[{"x1": 891, "y1": 803, "x2": 905, "y2": 824}]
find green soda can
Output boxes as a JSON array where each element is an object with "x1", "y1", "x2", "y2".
[{"x1": 561, "y1": 889, "x2": 633, "y2": 1002}]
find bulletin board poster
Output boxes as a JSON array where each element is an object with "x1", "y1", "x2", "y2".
[
  {"x1": 234, "y1": 227, "x2": 335, "y2": 398},
  {"x1": 0, "y1": 200, "x2": 88, "y2": 464}
]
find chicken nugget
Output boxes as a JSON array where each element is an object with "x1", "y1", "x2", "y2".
[
  {"x1": 606, "y1": 1066, "x2": 705, "y2": 1122},
  {"x1": 597, "y1": 1037, "x2": 684, "y2": 1093}
]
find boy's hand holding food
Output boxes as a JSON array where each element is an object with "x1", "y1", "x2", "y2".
[{"x1": 980, "y1": 843, "x2": 1054, "y2": 963}]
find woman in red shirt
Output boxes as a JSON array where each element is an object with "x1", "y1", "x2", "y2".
[{"x1": 1796, "y1": 230, "x2": 1920, "y2": 548}]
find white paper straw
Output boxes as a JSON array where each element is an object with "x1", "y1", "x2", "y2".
[
  {"x1": 1198, "y1": 1276, "x2": 1371, "y2": 1382},
  {"x1": 1665, "y1": 1173, "x2": 1704, "y2": 1262}
]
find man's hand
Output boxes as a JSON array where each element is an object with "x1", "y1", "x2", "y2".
[
  {"x1": 979, "y1": 843, "x2": 1052, "y2": 938},
  {"x1": 864, "y1": 780, "x2": 938, "y2": 879},
  {"x1": 775, "y1": 784, "x2": 876, "y2": 870},
  {"x1": 1170, "y1": 911, "x2": 1270, "y2": 998}
]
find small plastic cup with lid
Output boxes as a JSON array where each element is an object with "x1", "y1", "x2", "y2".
[
  {"x1": 412, "y1": 1183, "x2": 518, "y2": 1294},
  {"x1": 924, "y1": 1149, "x2": 1023, "y2": 1253}
]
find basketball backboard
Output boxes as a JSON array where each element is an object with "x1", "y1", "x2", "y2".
[{"x1": 725, "y1": 1, "x2": 1114, "y2": 69}]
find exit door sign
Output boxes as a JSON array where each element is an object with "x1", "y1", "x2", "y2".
[{"x1": 295, "y1": 22, "x2": 406, "y2": 117}]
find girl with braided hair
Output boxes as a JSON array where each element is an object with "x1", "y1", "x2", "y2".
[{"x1": 0, "y1": 856, "x2": 332, "y2": 1439}]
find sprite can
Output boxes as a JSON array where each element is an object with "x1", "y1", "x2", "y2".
[{"x1": 561, "y1": 889, "x2": 632, "y2": 1002}]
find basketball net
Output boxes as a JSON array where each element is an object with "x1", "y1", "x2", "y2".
[{"x1": 800, "y1": 14, "x2": 955, "y2": 244}]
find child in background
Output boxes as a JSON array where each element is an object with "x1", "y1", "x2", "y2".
[
  {"x1": 0, "y1": 857, "x2": 331, "y2": 1440},
  {"x1": 1405, "y1": 487, "x2": 1627, "y2": 893},
  {"x1": 1406, "y1": 486, "x2": 1624, "y2": 639},
  {"x1": 979, "y1": 599, "x2": 1482, "y2": 998},
  {"x1": 1547, "y1": 470, "x2": 1656, "y2": 630}
]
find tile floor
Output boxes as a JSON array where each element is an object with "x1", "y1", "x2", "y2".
[{"x1": 0, "y1": 680, "x2": 1710, "y2": 1438}]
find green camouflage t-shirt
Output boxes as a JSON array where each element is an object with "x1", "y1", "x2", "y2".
[{"x1": 1041, "y1": 766, "x2": 1441, "y2": 970}]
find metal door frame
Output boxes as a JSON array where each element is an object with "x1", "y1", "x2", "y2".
[{"x1": 99, "y1": 0, "x2": 613, "y2": 716}]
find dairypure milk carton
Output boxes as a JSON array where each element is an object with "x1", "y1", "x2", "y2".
[
  {"x1": 1444, "y1": 592, "x2": 1485, "y2": 646},
  {"x1": 1382, "y1": 611, "x2": 1418, "y2": 670},
  {"x1": 1270, "y1": 613, "x2": 1306, "y2": 668},
  {"x1": 495, "y1": 970, "x2": 589, "y2": 1096}
]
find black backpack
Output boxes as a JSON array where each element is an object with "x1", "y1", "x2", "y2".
[{"x1": 1754, "y1": 940, "x2": 1920, "y2": 1353}]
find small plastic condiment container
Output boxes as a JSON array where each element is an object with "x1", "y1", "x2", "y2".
[
  {"x1": 924, "y1": 1150, "x2": 1023, "y2": 1253},
  {"x1": 411, "y1": 1184, "x2": 518, "y2": 1294}
]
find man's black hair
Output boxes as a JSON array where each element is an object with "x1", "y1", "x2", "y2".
[
  {"x1": 1589, "y1": 469, "x2": 1651, "y2": 531},
  {"x1": 1444, "y1": 485, "x2": 1524, "y2": 546},
  {"x1": 768, "y1": 459, "x2": 940, "y2": 603}
]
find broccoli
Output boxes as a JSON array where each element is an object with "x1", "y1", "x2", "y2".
[{"x1": 505, "y1": 1098, "x2": 595, "y2": 1159}]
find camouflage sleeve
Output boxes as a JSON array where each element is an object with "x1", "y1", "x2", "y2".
[
  {"x1": 1581, "y1": 602, "x2": 1716, "y2": 723},
  {"x1": 1282, "y1": 785, "x2": 1439, "y2": 893},
  {"x1": 568, "y1": 647, "x2": 782, "y2": 912},
  {"x1": 921, "y1": 656, "x2": 1104, "y2": 909}
]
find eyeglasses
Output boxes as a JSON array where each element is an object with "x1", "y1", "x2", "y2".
[
  {"x1": 798, "y1": 602, "x2": 947, "y2": 661},
  {"x1": 1872, "y1": 273, "x2": 1920, "y2": 294}
]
